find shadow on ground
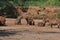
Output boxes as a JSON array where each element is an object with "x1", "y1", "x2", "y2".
[
  {"x1": 22, "y1": 30, "x2": 60, "y2": 34},
  {"x1": 0, "y1": 29, "x2": 60, "y2": 37},
  {"x1": 0, "y1": 30, "x2": 17, "y2": 36}
]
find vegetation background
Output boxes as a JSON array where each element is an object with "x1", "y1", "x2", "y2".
[{"x1": 0, "y1": 0, "x2": 60, "y2": 18}]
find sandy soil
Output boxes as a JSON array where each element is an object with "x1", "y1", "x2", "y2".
[{"x1": 0, "y1": 18, "x2": 60, "y2": 40}]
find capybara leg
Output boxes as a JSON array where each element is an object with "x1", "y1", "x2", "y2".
[
  {"x1": 16, "y1": 19, "x2": 21, "y2": 25},
  {"x1": 51, "y1": 24, "x2": 53, "y2": 28},
  {"x1": 58, "y1": 24, "x2": 60, "y2": 28},
  {"x1": 29, "y1": 21, "x2": 32, "y2": 25},
  {"x1": 32, "y1": 21, "x2": 35, "y2": 25}
]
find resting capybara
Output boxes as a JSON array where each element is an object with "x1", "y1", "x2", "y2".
[{"x1": 0, "y1": 16, "x2": 6, "y2": 26}]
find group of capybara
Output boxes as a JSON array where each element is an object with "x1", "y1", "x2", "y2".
[
  {"x1": 0, "y1": 15, "x2": 60, "y2": 28},
  {"x1": 0, "y1": 6, "x2": 60, "y2": 28},
  {"x1": 0, "y1": 15, "x2": 35, "y2": 26}
]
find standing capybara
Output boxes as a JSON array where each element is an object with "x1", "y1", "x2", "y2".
[
  {"x1": 0, "y1": 16, "x2": 6, "y2": 26},
  {"x1": 49, "y1": 19, "x2": 59, "y2": 28}
]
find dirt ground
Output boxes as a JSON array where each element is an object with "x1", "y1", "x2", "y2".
[{"x1": 0, "y1": 18, "x2": 60, "y2": 40}]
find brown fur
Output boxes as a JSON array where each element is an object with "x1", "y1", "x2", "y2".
[
  {"x1": 37, "y1": 19, "x2": 45, "y2": 27},
  {"x1": 0, "y1": 16, "x2": 6, "y2": 25},
  {"x1": 48, "y1": 19, "x2": 59, "y2": 28},
  {"x1": 27, "y1": 17, "x2": 35, "y2": 25},
  {"x1": 38, "y1": 22, "x2": 45, "y2": 27},
  {"x1": 16, "y1": 16, "x2": 35, "y2": 25}
]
